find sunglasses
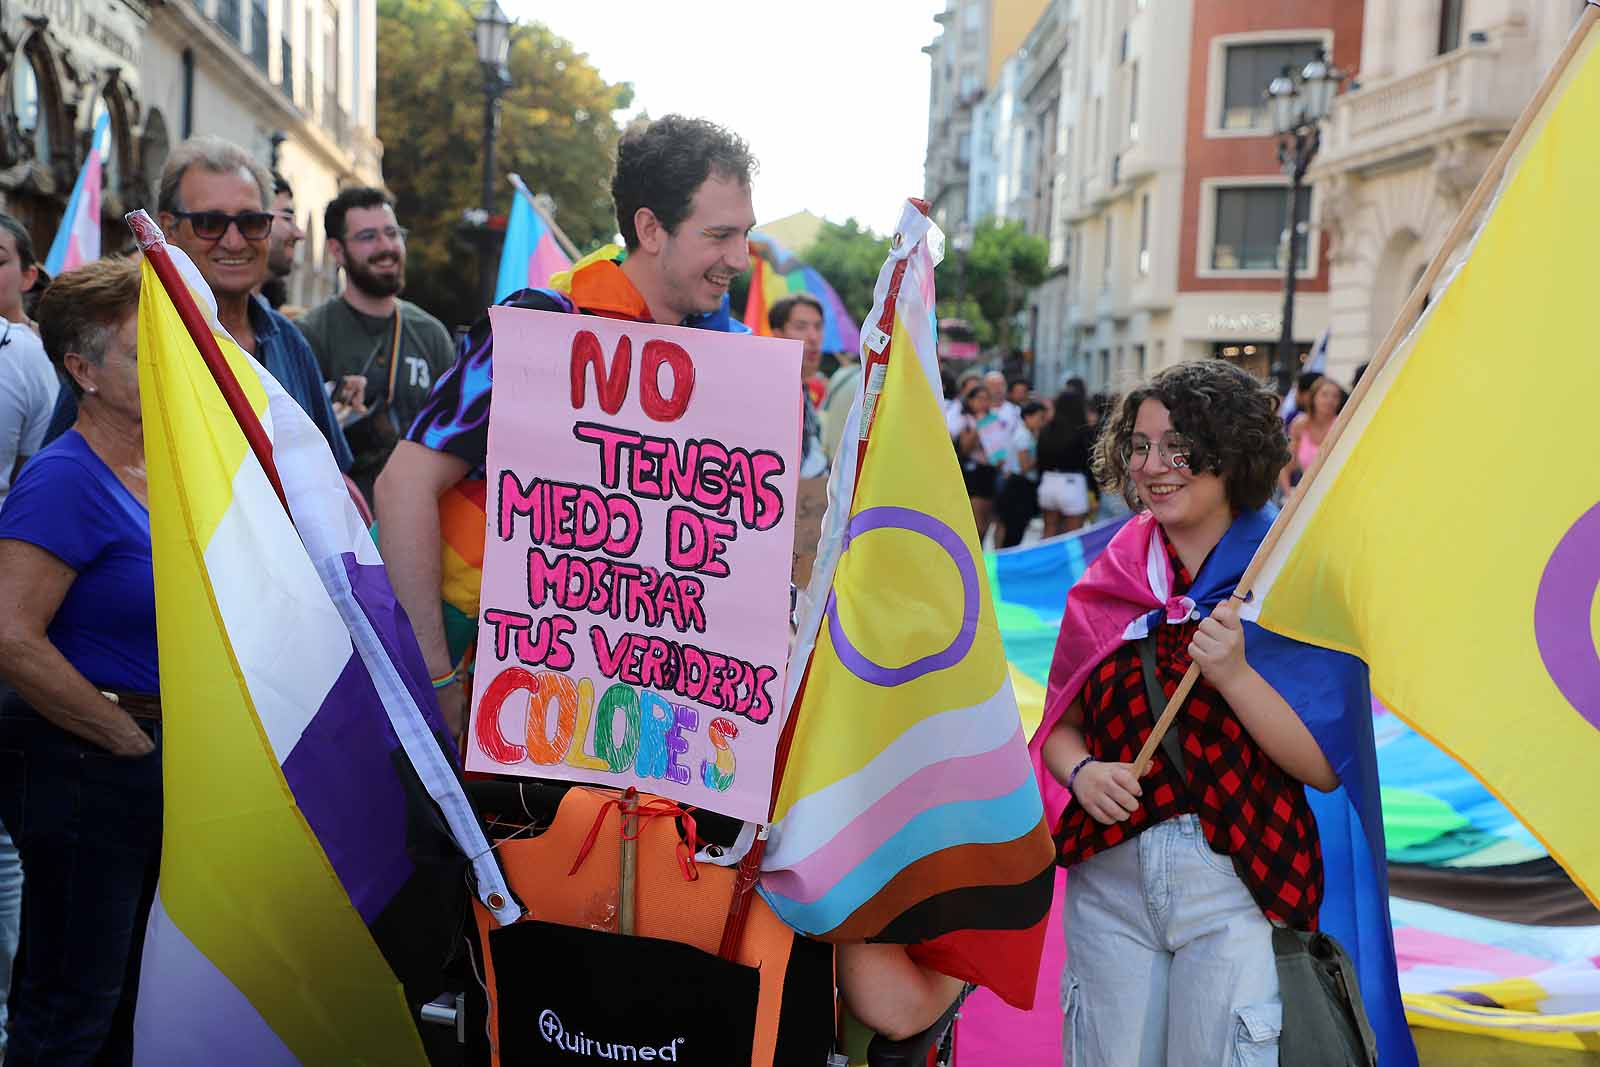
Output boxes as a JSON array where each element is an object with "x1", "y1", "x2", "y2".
[{"x1": 172, "y1": 210, "x2": 275, "y2": 242}]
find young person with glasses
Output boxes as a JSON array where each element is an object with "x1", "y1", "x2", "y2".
[
  {"x1": 1035, "y1": 360, "x2": 1342, "y2": 1065},
  {"x1": 296, "y1": 187, "x2": 454, "y2": 501},
  {"x1": 156, "y1": 137, "x2": 352, "y2": 473}
]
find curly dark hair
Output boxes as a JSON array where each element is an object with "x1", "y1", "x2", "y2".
[
  {"x1": 1093, "y1": 360, "x2": 1288, "y2": 513},
  {"x1": 611, "y1": 115, "x2": 756, "y2": 250}
]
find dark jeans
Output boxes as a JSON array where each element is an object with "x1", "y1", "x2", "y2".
[
  {"x1": 0, "y1": 701, "x2": 162, "y2": 1066},
  {"x1": 997, "y1": 473, "x2": 1039, "y2": 548}
]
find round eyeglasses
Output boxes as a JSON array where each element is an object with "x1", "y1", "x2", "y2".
[{"x1": 1123, "y1": 432, "x2": 1193, "y2": 472}]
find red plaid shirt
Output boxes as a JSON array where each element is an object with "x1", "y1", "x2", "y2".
[{"x1": 1056, "y1": 533, "x2": 1323, "y2": 930}]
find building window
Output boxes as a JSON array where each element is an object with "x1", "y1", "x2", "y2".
[
  {"x1": 1211, "y1": 185, "x2": 1310, "y2": 271},
  {"x1": 963, "y1": 3, "x2": 981, "y2": 31},
  {"x1": 1119, "y1": 28, "x2": 1129, "y2": 63},
  {"x1": 958, "y1": 131, "x2": 972, "y2": 163},
  {"x1": 1138, "y1": 192, "x2": 1150, "y2": 275},
  {"x1": 1103, "y1": 215, "x2": 1113, "y2": 284},
  {"x1": 11, "y1": 53, "x2": 48, "y2": 163},
  {"x1": 1438, "y1": 0, "x2": 1464, "y2": 55},
  {"x1": 250, "y1": 0, "x2": 269, "y2": 69},
  {"x1": 1127, "y1": 62, "x2": 1139, "y2": 140},
  {"x1": 1220, "y1": 40, "x2": 1322, "y2": 130},
  {"x1": 216, "y1": 0, "x2": 242, "y2": 41}
]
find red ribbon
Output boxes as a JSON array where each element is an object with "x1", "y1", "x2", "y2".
[{"x1": 568, "y1": 794, "x2": 701, "y2": 882}]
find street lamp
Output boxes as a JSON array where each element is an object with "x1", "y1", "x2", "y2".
[
  {"x1": 474, "y1": 0, "x2": 513, "y2": 305},
  {"x1": 1266, "y1": 49, "x2": 1343, "y2": 396}
]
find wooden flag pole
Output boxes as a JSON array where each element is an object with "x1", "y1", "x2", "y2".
[{"x1": 1131, "y1": 3, "x2": 1600, "y2": 777}]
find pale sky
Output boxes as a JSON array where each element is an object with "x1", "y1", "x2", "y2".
[{"x1": 509, "y1": 0, "x2": 945, "y2": 237}]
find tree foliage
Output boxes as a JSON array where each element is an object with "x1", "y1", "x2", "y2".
[
  {"x1": 377, "y1": 0, "x2": 632, "y2": 328},
  {"x1": 954, "y1": 217, "x2": 1048, "y2": 353},
  {"x1": 801, "y1": 219, "x2": 889, "y2": 326}
]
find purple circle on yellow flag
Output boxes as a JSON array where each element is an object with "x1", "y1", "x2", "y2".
[
  {"x1": 1533, "y1": 502, "x2": 1600, "y2": 728},
  {"x1": 826, "y1": 506, "x2": 979, "y2": 686}
]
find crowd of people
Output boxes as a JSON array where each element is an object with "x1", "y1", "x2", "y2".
[{"x1": 0, "y1": 110, "x2": 1369, "y2": 1066}]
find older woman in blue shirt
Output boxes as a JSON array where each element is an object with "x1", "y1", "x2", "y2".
[{"x1": 0, "y1": 258, "x2": 158, "y2": 1067}]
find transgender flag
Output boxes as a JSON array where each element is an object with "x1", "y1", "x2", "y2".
[
  {"x1": 45, "y1": 112, "x2": 110, "y2": 274},
  {"x1": 494, "y1": 173, "x2": 572, "y2": 302},
  {"x1": 126, "y1": 209, "x2": 519, "y2": 1064}
]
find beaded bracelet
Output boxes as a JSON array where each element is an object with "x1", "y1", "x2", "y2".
[
  {"x1": 1066, "y1": 755, "x2": 1095, "y2": 791},
  {"x1": 430, "y1": 670, "x2": 458, "y2": 690}
]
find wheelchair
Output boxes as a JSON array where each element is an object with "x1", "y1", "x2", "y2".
[{"x1": 415, "y1": 778, "x2": 967, "y2": 1067}]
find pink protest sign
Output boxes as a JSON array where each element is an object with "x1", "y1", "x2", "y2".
[{"x1": 466, "y1": 305, "x2": 801, "y2": 822}]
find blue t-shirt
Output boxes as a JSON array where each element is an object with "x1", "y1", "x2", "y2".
[{"x1": 0, "y1": 430, "x2": 157, "y2": 692}]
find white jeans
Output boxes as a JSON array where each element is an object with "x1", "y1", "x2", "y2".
[{"x1": 1062, "y1": 815, "x2": 1281, "y2": 1067}]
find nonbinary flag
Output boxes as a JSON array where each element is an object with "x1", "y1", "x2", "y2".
[
  {"x1": 493, "y1": 173, "x2": 572, "y2": 303},
  {"x1": 44, "y1": 111, "x2": 110, "y2": 274},
  {"x1": 759, "y1": 203, "x2": 1055, "y2": 1009},
  {"x1": 1248, "y1": 7, "x2": 1600, "y2": 962},
  {"x1": 127, "y1": 210, "x2": 518, "y2": 1064}
]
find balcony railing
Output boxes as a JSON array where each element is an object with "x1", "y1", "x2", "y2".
[{"x1": 1321, "y1": 41, "x2": 1534, "y2": 164}]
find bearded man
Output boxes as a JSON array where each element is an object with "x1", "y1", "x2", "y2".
[{"x1": 297, "y1": 186, "x2": 455, "y2": 499}]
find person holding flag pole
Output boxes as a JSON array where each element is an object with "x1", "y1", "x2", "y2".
[{"x1": 1033, "y1": 3, "x2": 1600, "y2": 1064}]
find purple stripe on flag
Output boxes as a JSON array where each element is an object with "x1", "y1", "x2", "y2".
[{"x1": 281, "y1": 553, "x2": 455, "y2": 924}]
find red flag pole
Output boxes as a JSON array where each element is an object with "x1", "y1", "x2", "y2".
[
  {"x1": 126, "y1": 209, "x2": 291, "y2": 517},
  {"x1": 717, "y1": 199, "x2": 931, "y2": 960}
]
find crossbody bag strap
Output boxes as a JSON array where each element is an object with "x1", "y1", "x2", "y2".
[
  {"x1": 383, "y1": 309, "x2": 402, "y2": 408},
  {"x1": 1134, "y1": 635, "x2": 1187, "y2": 779}
]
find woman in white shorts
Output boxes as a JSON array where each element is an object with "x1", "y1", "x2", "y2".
[{"x1": 1035, "y1": 389, "x2": 1094, "y2": 537}]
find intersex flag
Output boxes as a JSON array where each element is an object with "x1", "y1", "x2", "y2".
[
  {"x1": 742, "y1": 231, "x2": 860, "y2": 354},
  {"x1": 1247, "y1": 15, "x2": 1600, "y2": 919},
  {"x1": 758, "y1": 203, "x2": 1056, "y2": 1009},
  {"x1": 127, "y1": 210, "x2": 518, "y2": 1064},
  {"x1": 493, "y1": 174, "x2": 573, "y2": 303},
  {"x1": 44, "y1": 111, "x2": 110, "y2": 274}
]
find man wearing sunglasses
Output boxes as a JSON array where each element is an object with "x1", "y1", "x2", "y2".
[
  {"x1": 296, "y1": 187, "x2": 454, "y2": 501},
  {"x1": 156, "y1": 137, "x2": 352, "y2": 473}
]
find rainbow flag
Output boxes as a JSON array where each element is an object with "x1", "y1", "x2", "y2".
[
  {"x1": 757, "y1": 203, "x2": 1055, "y2": 1009},
  {"x1": 44, "y1": 112, "x2": 110, "y2": 274},
  {"x1": 127, "y1": 212, "x2": 517, "y2": 1063},
  {"x1": 493, "y1": 174, "x2": 572, "y2": 303},
  {"x1": 1246, "y1": 14, "x2": 1600, "y2": 931},
  {"x1": 742, "y1": 231, "x2": 860, "y2": 354}
]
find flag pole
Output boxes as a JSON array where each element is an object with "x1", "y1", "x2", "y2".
[
  {"x1": 1132, "y1": 2, "x2": 1600, "y2": 776},
  {"x1": 126, "y1": 210, "x2": 292, "y2": 518},
  {"x1": 715, "y1": 199, "x2": 930, "y2": 960}
]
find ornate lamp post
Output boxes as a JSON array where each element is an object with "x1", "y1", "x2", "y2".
[
  {"x1": 474, "y1": 0, "x2": 513, "y2": 305},
  {"x1": 1266, "y1": 50, "x2": 1343, "y2": 395}
]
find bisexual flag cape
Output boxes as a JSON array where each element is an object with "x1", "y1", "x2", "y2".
[{"x1": 1026, "y1": 506, "x2": 1416, "y2": 1067}]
